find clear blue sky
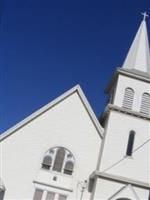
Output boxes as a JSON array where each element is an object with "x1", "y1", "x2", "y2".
[{"x1": 1, "y1": 0, "x2": 150, "y2": 133}]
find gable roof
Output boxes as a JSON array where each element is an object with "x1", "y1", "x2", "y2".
[
  {"x1": 0, "y1": 85, "x2": 104, "y2": 141},
  {"x1": 109, "y1": 184, "x2": 140, "y2": 200}
]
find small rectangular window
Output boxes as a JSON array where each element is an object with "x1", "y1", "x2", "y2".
[
  {"x1": 33, "y1": 189, "x2": 43, "y2": 200},
  {"x1": 58, "y1": 194, "x2": 67, "y2": 200},
  {"x1": 46, "y1": 191, "x2": 55, "y2": 200},
  {"x1": 126, "y1": 131, "x2": 135, "y2": 156}
]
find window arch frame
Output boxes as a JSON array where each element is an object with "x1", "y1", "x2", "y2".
[
  {"x1": 122, "y1": 87, "x2": 135, "y2": 110},
  {"x1": 41, "y1": 146, "x2": 75, "y2": 176}
]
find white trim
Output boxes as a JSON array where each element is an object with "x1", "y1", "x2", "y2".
[
  {"x1": 33, "y1": 180, "x2": 73, "y2": 192},
  {"x1": 90, "y1": 171, "x2": 150, "y2": 190},
  {"x1": 119, "y1": 68, "x2": 150, "y2": 82},
  {"x1": 106, "y1": 68, "x2": 150, "y2": 94},
  {"x1": 0, "y1": 85, "x2": 104, "y2": 141},
  {"x1": 108, "y1": 184, "x2": 140, "y2": 200},
  {"x1": 108, "y1": 185, "x2": 127, "y2": 200},
  {"x1": 104, "y1": 104, "x2": 150, "y2": 121}
]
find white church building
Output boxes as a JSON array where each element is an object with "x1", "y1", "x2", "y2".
[{"x1": 0, "y1": 15, "x2": 150, "y2": 200}]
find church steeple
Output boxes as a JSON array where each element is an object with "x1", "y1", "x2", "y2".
[{"x1": 122, "y1": 12, "x2": 150, "y2": 74}]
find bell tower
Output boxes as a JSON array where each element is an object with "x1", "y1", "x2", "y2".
[{"x1": 90, "y1": 14, "x2": 150, "y2": 200}]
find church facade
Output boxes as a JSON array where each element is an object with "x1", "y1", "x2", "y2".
[{"x1": 0, "y1": 16, "x2": 150, "y2": 200}]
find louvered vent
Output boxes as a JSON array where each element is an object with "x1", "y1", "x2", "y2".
[
  {"x1": 122, "y1": 88, "x2": 134, "y2": 110},
  {"x1": 140, "y1": 93, "x2": 150, "y2": 115}
]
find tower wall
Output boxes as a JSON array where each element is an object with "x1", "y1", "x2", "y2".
[
  {"x1": 99, "y1": 110, "x2": 150, "y2": 183},
  {"x1": 113, "y1": 74, "x2": 150, "y2": 112}
]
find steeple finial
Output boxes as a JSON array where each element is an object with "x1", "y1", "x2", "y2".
[
  {"x1": 122, "y1": 14, "x2": 150, "y2": 74},
  {"x1": 141, "y1": 12, "x2": 149, "y2": 21}
]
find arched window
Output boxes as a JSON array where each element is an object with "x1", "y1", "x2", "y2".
[
  {"x1": 140, "y1": 93, "x2": 150, "y2": 115},
  {"x1": 42, "y1": 155, "x2": 52, "y2": 170},
  {"x1": 53, "y1": 148, "x2": 65, "y2": 172},
  {"x1": 122, "y1": 88, "x2": 134, "y2": 110},
  {"x1": 41, "y1": 147, "x2": 75, "y2": 176},
  {"x1": 64, "y1": 161, "x2": 74, "y2": 175},
  {"x1": 126, "y1": 131, "x2": 135, "y2": 156}
]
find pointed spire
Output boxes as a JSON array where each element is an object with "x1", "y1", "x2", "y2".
[{"x1": 122, "y1": 13, "x2": 150, "y2": 74}]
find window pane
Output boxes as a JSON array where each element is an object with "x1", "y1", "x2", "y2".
[
  {"x1": 42, "y1": 155, "x2": 52, "y2": 170},
  {"x1": 58, "y1": 194, "x2": 67, "y2": 200},
  {"x1": 53, "y1": 148, "x2": 65, "y2": 172},
  {"x1": 33, "y1": 189, "x2": 43, "y2": 200},
  {"x1": 46, "y1": 192, "x2": 55, "y2": 200},
  {"x1": 64, "y1": 161, "x2": 74, "y2": 175},
  {"x1": 126, "y1": 131, "x2": 135, "y2": 156}
]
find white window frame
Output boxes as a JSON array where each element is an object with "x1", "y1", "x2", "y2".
[
  {"x1": 41, "y1": 147, "x2": 75, "y2": 175},
  {"x1": 33, "y1": 189, "x2": 68, "y2": 200}
]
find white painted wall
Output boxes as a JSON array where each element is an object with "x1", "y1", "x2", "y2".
[
  {"x1": 99, "y1": 111, "x2": 150, "y2": 183},
  {"x1": 0, "y1": 92, "x2": 101, "y2": 200}
]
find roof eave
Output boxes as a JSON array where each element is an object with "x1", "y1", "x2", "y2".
[{"x1": 0, "y1": 85, "x2": 104, "y2": 142}]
